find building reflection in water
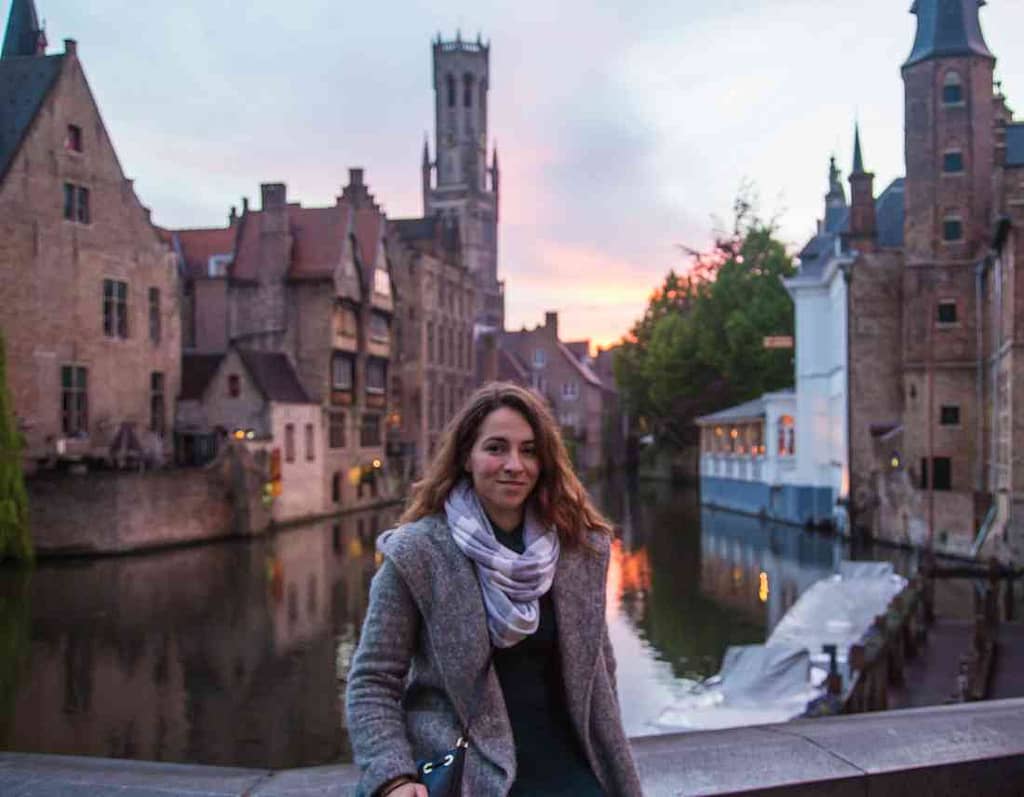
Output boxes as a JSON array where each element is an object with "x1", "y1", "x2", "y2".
[
  {"x1": 1, "y1": 480, "x2": 884, "y2": 765},
  {"x1": 2, "y1": 507, "x2": 397, "y2": 769}
]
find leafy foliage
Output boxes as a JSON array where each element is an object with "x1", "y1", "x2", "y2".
[
  {"x1": 0, "y1": 329, "x2": 32, "y2": 563},
  {"x1": 614, "y1": 196, "x2": 796, "y2": 449}
]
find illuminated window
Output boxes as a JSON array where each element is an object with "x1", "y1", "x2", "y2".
[{"x1": 777, "y1": 415, "x2": 795, "y2": 457}]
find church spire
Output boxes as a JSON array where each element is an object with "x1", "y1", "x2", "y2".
[
  {"x1": 852, "y1": 123, "x2": 865, "y2": 175},
  {"x1": 904, "y1": 0, "x2": 993, "y2": 68},
  {"x1": 2, "y1": 0, "x2": 47, "y2": 59}
]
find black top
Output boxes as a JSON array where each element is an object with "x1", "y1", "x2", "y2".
[{"x1": 490, "y1": 521, "x2": 604, "y2": 797}]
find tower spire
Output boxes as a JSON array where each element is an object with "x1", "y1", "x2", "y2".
[
  {"x1": 905, "y1": 0, "x2": 993, "y2": 68},
  {"x1": 852, "y1": 123, "x2": 865, "y2": 174},
  {"x1": 2, "y1": 0, "x2": 47, "y2": 59}
]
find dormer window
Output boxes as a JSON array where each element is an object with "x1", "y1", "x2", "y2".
[
  {"x1": 374, "y1": 267, "x2": 391, "y2": 297},
  {"x1": 65, "y1": 124, "x2": 82, "y2": 153},
  {"x1": 533, "y1": 349, "x2": 547, "y2": 368},
  {"x1": 943, "y1": 150, "x2": 964, "y2": 173},
  {"x1": 943, "y1": 72, "x2": 964, "y2": 105}
]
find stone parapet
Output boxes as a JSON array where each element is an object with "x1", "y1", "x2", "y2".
[{"x1": 1, "y1": 699, "x2": 1022, "y2": 795}]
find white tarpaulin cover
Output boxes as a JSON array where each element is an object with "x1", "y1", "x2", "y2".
[{"x1": 652, "y1": 561, "x2": 906, "y2": 733}]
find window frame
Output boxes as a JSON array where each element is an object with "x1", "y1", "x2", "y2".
[
  {"x1": 150, "y1": 371, "x2": 165, "y2": 436},
  {"x1": 285, "y1": 423, "x2": 296, "y2": 463},
  {"x1": 942, "y1": 150, "x2": 964, "y2": 174},
  {"x1": 942, "y1": 72, "x2": 964, "y2": 106},
  {"x1": 366, "y1": 357, "x2": 387, "y2": 395},
  {"x1": 65, "y1": 124, "x2": 83, "y2": 153},
  {"x1": 942, "y1": 217, "x2": 964, "y2": 243},
  {"x1": 360, "y1": 413, "x2": 381, "y2": 448},
  {"x1": 103, "y1": 279, "x2": 129, "y2": 339},
  {"x1": 940, "y1": 405, "x2": 961, "y2": 427},
  {"x1": 329, "y1": 411, "x2": 346, "y2": 449},
  {"x1": 331, "y1": 352, "x2": 355, "y2": 392},
  {"x1": 60, "y1": 364, "x2": 88, "y2": 436},
  {"x1": 936, "y1": 299, "x2": 959, "y2": 326},
  {"x1": 148, "y1": 287, "x2": 161, "y2": 343},
  {"x1": 305, "y1": 422, "x2": 315, "y2": 462}
]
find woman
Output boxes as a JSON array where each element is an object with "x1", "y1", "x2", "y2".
[{"x1": 345, "y1": 383, "x2": 642, "y2": 797}]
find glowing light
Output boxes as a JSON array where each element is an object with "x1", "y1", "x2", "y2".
[
  {"x1": 715, "y1": 427, "x2": 724, "y2": 437},
  {"x1": 233, "y1": 429, "x2": 245, "y2": 440},
  {"x1": 730, "y1": 428, "x2": 739, "y2": 439},
  {"x1": 245, "y1": 430, "x2": 255, "y2": 440},
  {"x1": 890, "y1": 456, "x2": 901, "y2": 469},
  {"x1": 372, "y1": 459, "x2": 382, "y2": 469},
  {"x1": 759, "y1": 571, "x2": 770, "y2": 603}
]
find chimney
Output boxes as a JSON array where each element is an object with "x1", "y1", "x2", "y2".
[
  {"x1": 260, "y1": 182, "x2": 286, "y2": 210},
  {"x1": 349, "y1": 167, "x2": 364, "y2": 186},
  {"x1": 544, "y1": 311, "x2": 558, "y2": 339},
  {"x1": 229, "y1": 205, "x2": 237, "y2": 225},
  {"x1": 242, "y1": 197, "x2": 249, "y2": 214},
  {"x1": 64, "y1": 39, "x2": 77, "y2": 57}
]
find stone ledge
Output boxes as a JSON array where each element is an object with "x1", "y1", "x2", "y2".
[{"x1": 2, "y1": 699, "x2": 1023, "y2": 796}]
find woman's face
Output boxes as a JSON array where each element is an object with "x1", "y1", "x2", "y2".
[{"x1": 465, "y1": 406, "x2": 541, "y2": 529}]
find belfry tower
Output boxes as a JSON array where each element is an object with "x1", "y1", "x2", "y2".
[{"x1": 422, "y1": 32, "x2": 502, "y2": 330}]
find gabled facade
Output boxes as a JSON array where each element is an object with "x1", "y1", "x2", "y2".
[
  {"x1": 501, "y1": 312, "x2": 607, "y2": 471},
  {"x1": 389, "y1": 215, "x2": 476, "y2": 476},
  {"x1": 0, "y1": 2, "x2": 181, "y2": 469},
  {"x1": 175, "y1": 169, "x2": 395, "y2": 511}
]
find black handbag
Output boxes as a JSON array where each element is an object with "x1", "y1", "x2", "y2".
[{"x1": 414, "y1": 657, "x2": 491, "y2": 797}]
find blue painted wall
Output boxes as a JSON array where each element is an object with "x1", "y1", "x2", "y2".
[{"x1": 700, "y1": 476, "x2": 835, "y2": 527}]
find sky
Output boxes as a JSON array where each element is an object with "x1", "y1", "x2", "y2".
[{"x1": 19, "y1": 0, "x2": 1024, "y2": 349}]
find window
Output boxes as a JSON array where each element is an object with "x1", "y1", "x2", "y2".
[
  {"x1": 150, "y1": 372, "x2": 165, "y2": 436},
  {"x1": 374, "y1": 268, "x2": 391, "y2": 296},
  {"x1": 331, "y1": 353, "x2": 354, "y2": 391},
  {"x1": 335, "y1": 305, "x2": 357, "y2": 338},
  {"x1": 102, "y1": 279, "x2": 128, "y2": 338},
  {"x1": 228, "y1": 374, "x2": 241, "y2": 398},
  {"x1": 305, "y1": 423, "x2": 315, "y2": 462},
  {"x1": 463, "y1": 73, "x2": 474, "y2": 107},
  {"x1": 370, "y1": 312, "x2": 389, "y2": 344},
  {"x1": 777, "y1": 415, "x2": 795, "y2": 457},
  {"x1": 446, "y1": 73, "x2": 455, "y2": 108},
  {"x1": 63, "y1": 183, "x2": 90, "y2": 223},
  {"x1": 943, "y1": 72, "x2": 964, "y2": 105},
  {"x1": 60, "y1": 365, "x2": 88, "y2": 435},
  {"x1": 562, "y1": 381, "x2": 580, "y2": 401},
  {"x1": 329, "y1": 412, "x2": 346, "y2": 449},
  {"x1": 148, "y1": 287, "x2": 161, "y2": 343},
  {"x1": 942, "y1": 218, "x2": 963, "y2": 242},
  {"x1": 65, "y1": 124, "x2": 82, "y2": 152},
  {"x1": 533, "y1": 349, "x2": 547, "y2": 368},
  {"x1": 285, "y1": 423, "x2": 296, "y2": 463},
  {"x1": 940, "y1": 405, "x2": 961, "y2": 426},
  {"x1": 920, "y1": 457, "x2": 952, "y2": 491},
  {"x1": 942, "y1": 151, "x2": 964, "y2": 173},
  {"x1": 937, "y1": 300, "x2": 958, "y2": 325},
  {"x1": 360, "y1": 413, "x2": 381, "y2": 447},
  {"x1": 427, "y1": 322, "x2": 435, "y2": 363},
  {"x1": 332, "y1": 473, "x2": 342, "y2": 503},
  {"x1": 366, "y1": 358, "x2": 387, "y2": 394}
]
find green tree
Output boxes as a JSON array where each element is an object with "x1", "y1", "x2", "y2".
[
  {"x1": 615, "y1": 195, "x2": 795, "y2": 450},
  {"x1": 0, "y1": 329, "x2": 32, "y2": 564}
]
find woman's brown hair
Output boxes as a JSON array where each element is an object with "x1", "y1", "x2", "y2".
[{"x1": 399, "y1": 381, "x2": 611, "y2": 546}]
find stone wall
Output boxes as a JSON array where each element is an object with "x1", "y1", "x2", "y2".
[{"x1": 26, "y1": 445, "x2": 269, "y2": 555}]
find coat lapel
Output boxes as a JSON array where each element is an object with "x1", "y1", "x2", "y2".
[{"x1": 552, "y1": 537, "x2": 609, "y2": 745}]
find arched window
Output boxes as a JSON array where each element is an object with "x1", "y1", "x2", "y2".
[
  {"x1": 943, "y1": 72, "x2": 964, "y2": 105},
  {"x1": 446, "y1": 74, "x2": 455, "y2": 108},
  {"x1": 463, "y1": 73, "x2": 474, "y2": 107}
]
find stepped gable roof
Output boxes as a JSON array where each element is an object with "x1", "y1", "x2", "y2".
[
  {"x1": 180, "y1": 354, "x2": 225, "y2": 400},
  {"x1": 0, "y1": 53, "x2": 62, "y2": 182},
  {"x1": 173, "y1": 226, "x2": 236, "y2": 279},
  {"x1": 556, "y1": 341, "x2": 602, "y2": 387},
  {"x1": 1005, "y1": 124, "x2": 1024, "y2": 167},
  {"x1": 353, "y1": 204, "x2": 384, "y2": 270},
  {"x1": 904, "y1": 0, "x2": 993, "y2": 68},
  {"x1": 498, "y1": 347, "x2": 529, "y2": 382},
  {"x1": 236, "y1": 349, "x2": 312, "y2": 404}
]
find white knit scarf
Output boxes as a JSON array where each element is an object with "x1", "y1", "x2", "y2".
[{"x1": 444, "y1": 479, "x2": 560, "y2": 648}]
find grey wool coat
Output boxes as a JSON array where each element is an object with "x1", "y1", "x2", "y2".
[{"x1": 344, "y1": 514, "x2": 643, "y2": 797}]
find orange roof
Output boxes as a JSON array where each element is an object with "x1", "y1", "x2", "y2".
[{"x1": 171, "y1": 226, "x2": 237, "y2": 278}]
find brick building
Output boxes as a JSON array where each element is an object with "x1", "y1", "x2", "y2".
[
  {"x1": 501, "y1": 312, "x2": 607, "y2": 471},
  {"x1": 172, "y1": 169, "x2": 395, "y2": 511},
  {"x1": 787, "y1": 0, "x2": 1024, "y2": 561},
  {"x1": 0, "y1": 0, "x2": 181, "y2": 469},
  {"x1": 389, "y1": 215, "x2": 476, "y2": 476}
]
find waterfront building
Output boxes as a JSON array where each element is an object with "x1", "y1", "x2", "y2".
[
  {"x1": 500, "y1": 312, "x2": 609, "y2": 471},
  {"x1": 0, "y1": 0, "x2": 181, "y2": 470},
  {"x1": 389, "y1": 215, "x2": 476, "y2": 476},
  {"x1": 422, "y1": 33, "x2": 503, "y2": 335},
  {"x1": 699, "y1": 1, "x2": 1024, "y2": 562},
  {"x1": 172, "y1": 170, "x2": 395, "y2": 512}
]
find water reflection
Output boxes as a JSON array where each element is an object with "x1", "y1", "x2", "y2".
[{"x1": 0, "y1": 479, "x2": 957, "y2": 766}]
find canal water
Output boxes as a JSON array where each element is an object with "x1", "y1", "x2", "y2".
[{"x1": 0, "y1": 479, "x2": 946, "y2": 769}]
